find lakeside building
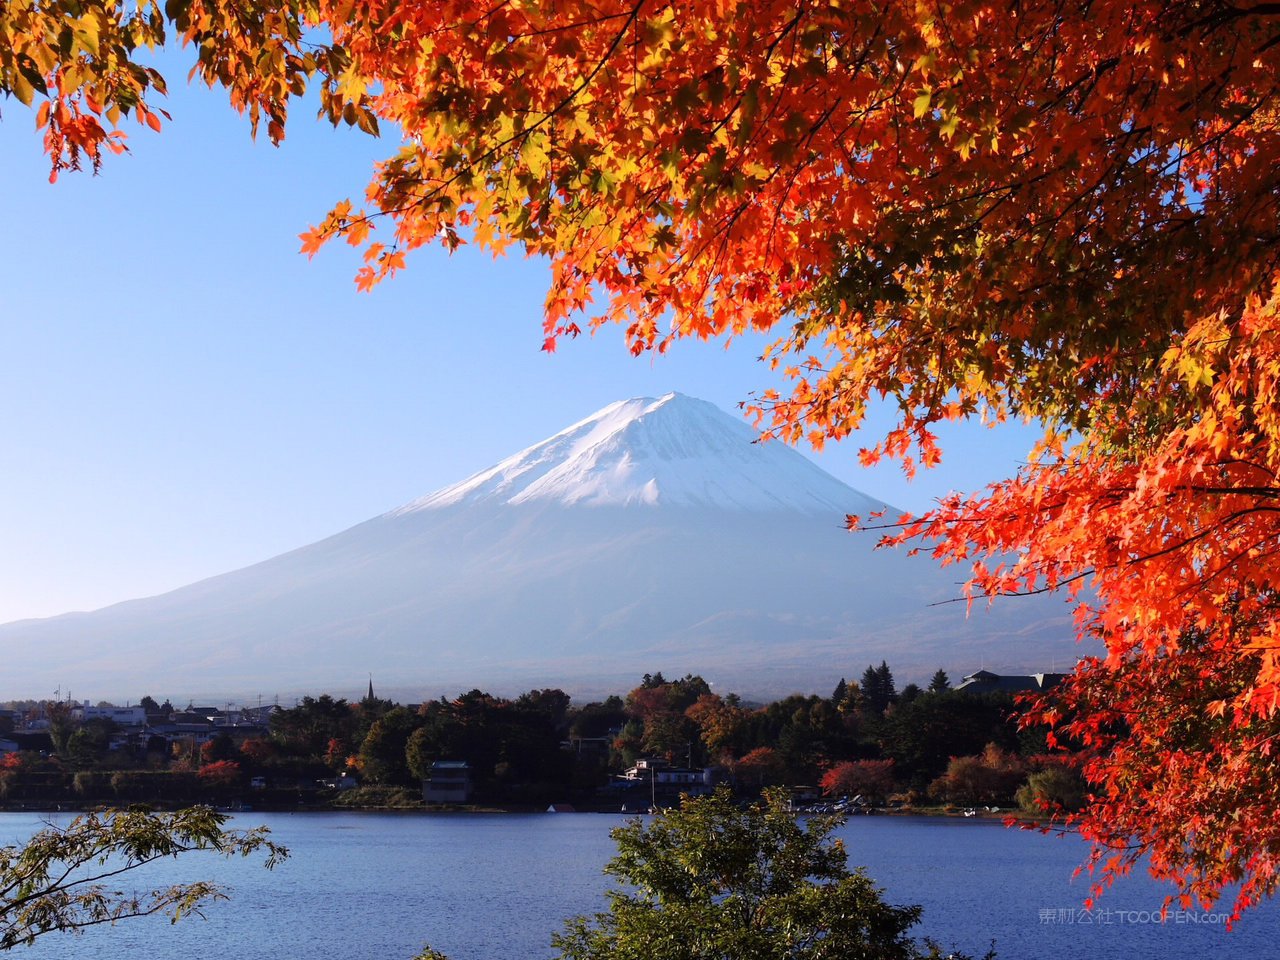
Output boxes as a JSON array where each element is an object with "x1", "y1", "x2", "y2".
[
  {"x1": 424, "y1": 761, "x2": 473, "y2": 804},
  {"x1": 613, "y1": 758, "x2": 728, "y2": 804}
]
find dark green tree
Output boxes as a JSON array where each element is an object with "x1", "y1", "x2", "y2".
[
  {"x1": 884, "y1": 692, "x2": 1020, "y2": 787},
  {"x1": 45, "y1": 702, "x2": 76, "y2": 759},
  {"x1": 270, "y1": 695, "x2": 355, "y2": 756},
  {"x1": 553, "y1": 787, "x2": 944, "y2": 960},
  {"x1": 516, "y1": 689, "x2": 572, "y2": 727},
  {"x1": 353, "y1": 688, "x2": 397, "y2": 746},
  {"x1": 860, "y1": 662, "x2": 898, "y2": 717},
  {"x1": 357, "y1": 707, "x2": 421, "y2": 785},
  {"x1": 741, "y1": 695, "x2": 860, "y2": 780},
  {"x1": 928, "y1": 671, "x2": 952, "y2": 694},
  {"x1": 830, "y1": 678, "x2": 848, "y2": 707},
  {"x1": 568, "y1": 697, "x2": 627, "y2": 740},
  {"x1": 65, "y1": 719, "x2": 116, "y2": 768},
  {"x1": 640, "y1": 712, "x2": 697, "y2": 765},
  {"x1": 405, "y1": 724, "x2": 442, "y2": 783}
]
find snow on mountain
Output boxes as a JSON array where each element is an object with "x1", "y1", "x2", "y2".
[
  {"x1": 397, "y1": 393, "x2": 882, "y2": 514},
  {"x1": 0, "y1": 394, "x2": 1079, "y2": 703}
]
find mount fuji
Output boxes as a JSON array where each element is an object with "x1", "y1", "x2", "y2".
[{"x1": 0, "y1": 394, "x2": 1078, "y2": 702}]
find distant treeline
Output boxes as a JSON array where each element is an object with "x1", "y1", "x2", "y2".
[{"x1": 0, "y1": 665, "x2": 1085, "y2": 812}]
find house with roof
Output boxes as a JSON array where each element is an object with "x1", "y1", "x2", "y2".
[
  {"x1": 614, "y1": 758, "x2": 727, "y2": 801},
  {"x1": 953, "y1": 670, "x2": 1067, "y2": 694},
  {"x1": 424, "y1": 760, "x2": 472, "y2": 804}
]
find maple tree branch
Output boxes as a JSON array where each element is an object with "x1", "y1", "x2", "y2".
[
  {"x1": 927, "y1": 568, "x2": 1096, "y2": 604},
  {"x1": 502, "y1": 7, "x2": 637, "y2": 42},
  {"x1": 1113, "y1": 504, "x2": 1280, "y2": 572},
  {"x1": 347, "y1": 0, "x2": 648, "y2": 233},
  {"x1": 1186, "y1": 2, "x2": 1280, "y2": 34},
  {"x1": 762, "y1": 101, "x2": 839, "y2": 257},
  {"x1": 1188, "y1": 485, "x2": 1280, "y2": 498},
  {"x1": 1182, "y1": 533, "x2": 1280, "y2": 600},
  {"x1": 761, "y1": 7, "x2": 807, "y2": 63}
]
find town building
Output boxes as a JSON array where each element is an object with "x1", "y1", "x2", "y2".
[
  {"x1": 424, "y1": 760, "x2": 472, "y2": 804},
  {"x1": 953, "y1": 670, "x2": 1067, "y2": 694}
]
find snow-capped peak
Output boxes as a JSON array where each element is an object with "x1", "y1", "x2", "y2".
[{"x1": 391, "y1": 393, "x2": 886, "y2": 515}]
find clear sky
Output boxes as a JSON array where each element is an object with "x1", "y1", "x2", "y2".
[{"x1": 0, "y1": 52, "x2": 1043, "y2": 625}]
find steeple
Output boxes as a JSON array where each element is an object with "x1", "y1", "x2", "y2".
[{"x1": 366, "y1": 675, "x2": 374, "y2": 702}]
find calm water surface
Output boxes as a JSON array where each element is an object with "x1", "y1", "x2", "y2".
[{"x1": 1, "y1": 811, "x2": 1273, "y2": 959}]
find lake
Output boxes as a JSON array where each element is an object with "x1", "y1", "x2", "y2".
[{"x1": 1, "y1": 811, "x2": 1272, "y2": 959}]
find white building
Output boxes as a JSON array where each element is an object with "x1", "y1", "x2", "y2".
[
  {"x1": 621, "y1": 759, "x2": 718, "y2": 789},
  {"x1": 72, "y1": 704, "x2": 147, "y2": 727}
]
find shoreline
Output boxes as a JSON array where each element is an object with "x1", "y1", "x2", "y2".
[{"x1": 0, "y1": 800, "x2": 1037, "y2": 822}]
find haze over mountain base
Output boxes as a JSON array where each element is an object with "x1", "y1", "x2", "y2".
[{"x1": 1, "y1": 395, "x2": 1080, "y2": 702}]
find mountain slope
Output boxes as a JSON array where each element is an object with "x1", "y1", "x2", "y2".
[
  {"x1": 0, "y1": 394, "x2": 1077, "y2": 701},
  {"x1": 396, "y1": 393, "x2": 879, "y2": 513}
]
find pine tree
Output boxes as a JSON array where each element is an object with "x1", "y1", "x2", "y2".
[
  {"x1": 860, "y1": 662, "x2": 898, "y2": 716},
  {"x1": 876, "y1": 662, "x2": 898, "y2": 705},
  {"x1": 830, "y1": 678, "x2": 848, "y2": 707}
]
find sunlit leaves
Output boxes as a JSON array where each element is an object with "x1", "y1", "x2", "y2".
[{"x1": 874, "y1": 284, "x2": 1280, "y2": 919}]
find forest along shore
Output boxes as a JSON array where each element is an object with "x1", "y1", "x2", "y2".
[{"x1": 1, "y1": 667, "x2": 1081, "y2": 819}]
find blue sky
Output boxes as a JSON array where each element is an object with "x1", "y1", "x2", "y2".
[{"x1": 0, "y1": 56, "x2": 1042, "y2": 624}]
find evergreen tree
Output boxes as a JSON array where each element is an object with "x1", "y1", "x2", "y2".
[
  {"x1": 830, "y1": 678, "x2": 848, "y2": 707},
  {"x1": 859, "y1": 665, "x2": 880, "y2": 709},
  {"x1": 877, "y1": 662, "x2": 898, "y2": 704},
  {"x1": 928, "y1": 670, "x2": 952, "y2": 694},
  {"x1": 860, "y1": 661, "x2": 898, "y2": 716}
]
